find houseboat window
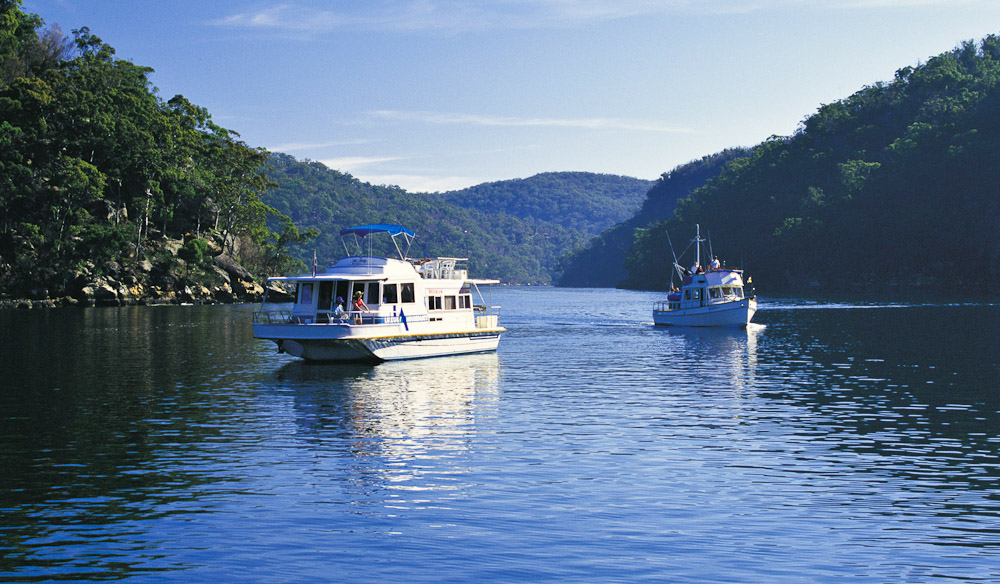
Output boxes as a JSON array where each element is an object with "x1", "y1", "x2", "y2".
[
  {"x1": 401, "y1": 283, "x2": 415, "y2": 303},
  {"x1": 709, "y1": 287, "x2": 721, "y2": 299},
  {"x1": 299, "y1": 283, "x2": 313, "y2": 304},
  {"x1": 734, "y1": 288, "x2": 743, "y2": 298},
  {"x1": 352, "y1": 282, "x2": 365, "y2": 301},
  {"x1": 366, "y1": 283, "x2": 380, "y2": 305},
  {"x1": 429, "y1": 296, "x2": 442, "y2": 310},
  {"x1": 444, "y1": 296, "x2": 456, "y2": 310},
  {"x1": 318, "y1": 281, "x2": 334, "y2": 309},
  {"x1": 684, "y1": 290, "x2": 691, "y2": 300},
  {"x1": 459, "y1": 295, "x2": 471, "y2": 309},
  {"x1": 691, "y1": 289, "x2": 700, "y2": 300},
  {"x1": 383, "y1": 283, "x2": 398, "y2": 304}
]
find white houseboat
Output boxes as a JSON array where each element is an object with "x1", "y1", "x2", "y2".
[
  {"x1": 652, "y1": 225, "x2": 756, "y2": 327},
  {"x1": 252, "y1": 224, "x2": 504, "y2": 362}
]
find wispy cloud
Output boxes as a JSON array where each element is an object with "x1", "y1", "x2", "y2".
[
  {"x1": 211, "y1": 5, "x2": 352, "y2": 33},
  {"x1": 839, "y1": 0, "x2": 976, "y2": 7},
  {"x1": 209, "y1": 0, "x2": 979, "y2": 34},
  {"x1": 370, "y1": 110, "x2": 693, "y2": 134},
  {"x1": 209, "y1": 2, "x2": 669, "y2": 33},
  {"x1": 269, "y1": 139, "x2": 375, "y2": 152},
  {"x1": 356, "y1": 173, "x2": 485, "y2": 193},
  {"x1": 204, "y1": 1, "x2": 758, "y2": 35},
  {"x1": 315, "y1": 152, "x2": 503, "y2": 191},
  {"x1": 317, "y1": 155, "x2": 404, "y2": 173}
]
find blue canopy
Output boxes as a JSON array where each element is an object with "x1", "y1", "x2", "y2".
[{"x1": 339, "y1": 224, "x2": 415, "y2": 238}]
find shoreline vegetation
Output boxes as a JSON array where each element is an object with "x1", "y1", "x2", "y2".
[{"x1": 1, "y1": 5, "x2": 316, "y2": 309}]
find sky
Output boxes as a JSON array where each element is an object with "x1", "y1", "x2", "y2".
[{"x1": 20, "y1": 0, "x2": 1000, "y2": 193}]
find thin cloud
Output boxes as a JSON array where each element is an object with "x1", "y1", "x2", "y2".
[
  {"x1": 208, "y1": 0, "x2": 981, "y2": 34},
  {"x1": 211, "y1": 5, "x2": 352, "y2": 32},
  {"x1": 357, "y1": 173, "x2": 484, "y2": 193},
  {"x1": 208, "y1": 2, "x2": 671, "y2": 33},
  {"x1": 838, "y1": 0, "x2": 977, "y2": 6},
  {"x1": 317, "y1": 155, "x2": 404, "y2": 173},
  {"x1": 371, "y1": 110, "x2": 694, "y2": 134},
  {"x1": 270, "y1": 139, "x2": 375, "y2": 152}
]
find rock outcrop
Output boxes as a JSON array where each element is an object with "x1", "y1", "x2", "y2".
[{"x1": 0, "y1": 234, "x2": 269, "y2": 309}]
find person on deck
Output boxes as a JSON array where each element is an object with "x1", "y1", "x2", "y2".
[
  {"x1": 710, "y1": 257, "x2": 721, "y2": 270},
  {"x1": 353, "y1": 291, "x2": 369, "y2": 313},
  {"x1": 333, "y1": 297, "x2": 346, "y2": 320}
]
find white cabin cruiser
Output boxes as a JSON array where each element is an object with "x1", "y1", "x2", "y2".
[
  {"x1": 253, "y1": 224, "x2": 504, "y2": 362},
  {"x1": 652, "y1": 224, "x2": 756, "y2": 327}
]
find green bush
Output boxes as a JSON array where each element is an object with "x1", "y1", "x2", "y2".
[{"x1": 178, "y1": 238, "x2": 209, "y2": 264}]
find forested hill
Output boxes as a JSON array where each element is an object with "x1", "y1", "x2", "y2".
[
  {"x1": 0, "y1": 5, "x2": 310, "y2": 306},
  {"x1": 623, "y1": 34, "x2": 1000, "y2": 294},
  {"x1": 439, "y1": 172, "x2": 652, "y2": 238},
  {"x1": 557, "y1": 149, "x2": 750, "y2": 287},
  {"x1": 261, "y1": 155, "x2": 646, "y2": 285}
]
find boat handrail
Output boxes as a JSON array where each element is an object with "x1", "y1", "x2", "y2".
[
  {"x1": 255, "y1": 304, "x2": 500, "y2": 326},
  {"x1": 253, "y1": 310, "x2": 293, "y2": 324}
]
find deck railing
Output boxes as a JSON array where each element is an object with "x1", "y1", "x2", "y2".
[
  {"x1": 253, "y1": 309, "x2": 433, "y2": 326},
  {"x1": 253, "y1": 310, "x2": 293, "y2": 324},
  {"x1": 253, "y1": 305, "x2": 503, "y2": 327}
]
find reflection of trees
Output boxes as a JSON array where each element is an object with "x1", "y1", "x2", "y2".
[
  {"x1": 754, "y1": 305, "x2": 1000, "y2": 503},
  {"x1": 0, "y1": 305, "x2": 263, "y2": 578}
]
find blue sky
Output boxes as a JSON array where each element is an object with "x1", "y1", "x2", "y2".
[{"x1": 21, "y1": 0, "x2": 1000, "y2": 192}]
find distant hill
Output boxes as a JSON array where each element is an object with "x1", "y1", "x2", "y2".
[
  {"x1": 622, "y1": 35, "x2": 1000, "y2": 294},
  {"x1": 440, "y1": 172, "x2": 652, "y2": 239},
  {"x1": 261, "y1": 156, "x2": 650, "y2": 285},
  {"x1": 557, "y1": 149, "x2": 750, "y2": 287}
]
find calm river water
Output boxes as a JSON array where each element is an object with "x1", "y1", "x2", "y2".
[{"x1": 2, "y1": 287, "x2": 999, "y2": 582}]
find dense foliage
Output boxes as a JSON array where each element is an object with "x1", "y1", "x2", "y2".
[
  {"x1": 557, "y1": 149, "x2": 749, "y2": 287},
  {"x1": 440, "y1": 172, "x2": 651, "y2": 238},
  {"x1": 263, "y1": 155, "x2": 648, "y2": 284},
  {"x1": 622, "y1": 35, "x2": 1000, "y2": 294},
  {"x1": 0, "y1": 1, "x2": 306, "y2": 299}
]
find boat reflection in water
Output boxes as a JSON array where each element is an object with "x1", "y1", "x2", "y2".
[
  {"x1": 656, "y1": 322, "x2": 764, "y2": 394},
  {"x1": 273, "y1": 352, "x2": 501, "y2": 488}
]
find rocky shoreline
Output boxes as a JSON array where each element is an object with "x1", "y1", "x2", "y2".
[{"x1": 0, "y1": 234, "x2": 295, "y2": 309}]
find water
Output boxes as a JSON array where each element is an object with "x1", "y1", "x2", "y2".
[{"x1": 2, "y1": 288, "x2": 999, "y2": 582}]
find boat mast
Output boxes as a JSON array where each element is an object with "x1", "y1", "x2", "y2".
[{"x1": 693, "y1": 224, "x2": 705, "y2": 268}]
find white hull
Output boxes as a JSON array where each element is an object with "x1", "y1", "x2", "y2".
[
  {"x1": 653, "y1": 298, "x2": 756, "y2": 328},
  {"x1": 255, "y1": 322, "x2": 503, "y2": 362}
]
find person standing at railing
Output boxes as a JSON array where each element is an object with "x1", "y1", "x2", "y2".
[{"x1": 352, "y1": 291, "x2": 370, "y2": 323}]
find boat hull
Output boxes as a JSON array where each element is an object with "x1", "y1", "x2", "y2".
[
  {"x1": 652, "y1": 298, "x2": 756, "y2": 328},
  {"x1": 257, "y1": 325, "x2": 504, "y2": 363}
]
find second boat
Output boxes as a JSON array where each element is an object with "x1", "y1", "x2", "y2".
[{"x1": 652, "y1": 224, "x2": 756, "y2": 327}]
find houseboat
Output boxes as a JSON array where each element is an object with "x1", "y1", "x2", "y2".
[{"x1": 252, "y1": 224, "x2": 503, "y2": 362}]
